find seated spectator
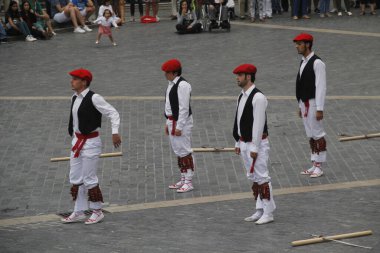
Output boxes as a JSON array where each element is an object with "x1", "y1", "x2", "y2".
[
  {"x1": 5, "y1": 0, "x2": 37, "y2": 41},
  {"x1": 71, "y1": 0, "x2": 95, "y2": 23},
  {"x1": 176, "y1": 0, "x2": 202, "y2": 34},
  {"x1": 50, "y1": 0, "x2": 92, "y2": 33},
  {"x1": 31, "y1": 0, "x2": 56, "y2": 35},
  {"x1": 20, "y1": 0, "x2": 49, "y2": 39},
  {"x1": 0, "y1": 19, "x2": 8, "y2": 43},
  {"x1": 98, "y1": 0, "x2": 121, "y2": 25},
  {"x1": 209, "y1": 0, "x2": 229, "y2": 27}
]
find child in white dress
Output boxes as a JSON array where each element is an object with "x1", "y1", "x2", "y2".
[{"x1": 93, "y1": 9, "x2": 119, "y2": 46}]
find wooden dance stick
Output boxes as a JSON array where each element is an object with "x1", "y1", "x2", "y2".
[
  {"x1": 339, "y1": 133, "x2": 380, "y2": 142},
  {"x1": 291, "y1": 230, "x2": 373, "y2": 247},
  {"x1": 192, "y1": 147, "x2": 235, "y2": 152},
  {"x1": 50, "y1": 152, "x2": 123, "y2": 162}
]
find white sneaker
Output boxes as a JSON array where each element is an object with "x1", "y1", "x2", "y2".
[
  {"x1": 347, "y1": 11, "x2": 353, "y2": 16},
  {"x1": 112, "y1": 42, "x2": 117, "y2": 46},
  {"x1": 51, "y1": 31, "x2": 57, "y2": 36},
  {"x1": 95, "y1": 40, "x2": 99, "y2": 44},
  {"x1": 310, "y1": 169, "x2": 324, "y2": 178},
  {"x1": 244, "y1": 210, "x2": 263, "y2": 222},
  {"x1": 177, "y1": 183, "x2": 194, "y2": 193},
  {"x1": 300, "y1": 166, "x2": 315, "y2": 175},
  {"x1": 61, "y1": 212, "x2": 86, "y2": 223},
  {"x1": 255, "y1": 214, "x2": 274, "y2": 225},
  {"x1": 155, "y1": 16, "x2": 160, "y2": 22},
  {"x1": 82, "y1": 25, "x2": 92, "y2": 32},
  {"x1": 25, "y1": 35, "x2": 33, "y2": 42},
  {"x1": 337, "y1": 12, "x2": 342, "y2": 16},
  {"x1": 169, "y1": 180, "x2": 184, "y2": 189},
  {"x1": 74, "y1": 27, "x2": 86, "y2": 33},
  {"x1": 84, "y1": 210, "x2": 104, "y2": 225}
]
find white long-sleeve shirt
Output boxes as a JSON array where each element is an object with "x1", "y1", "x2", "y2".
[
  {"x1": 235, "y1": 85, "x2": 268, "y2": 153},
  {"x1": 72, "y1": 88, "x2": 120, "y2": 134},
  {"x1": 93, "y1": 16, "x2": 118, "y2": 28},
  {"x1": 299, "y1": 52, "x2": 327, "y2": 111},
  {"x1": 165, "y1": 76, "x2": 192, "y2": 131}
]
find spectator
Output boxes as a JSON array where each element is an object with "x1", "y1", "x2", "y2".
[
  {"x1": 319, "y1": 0, "x2": 331, "y2": 17},
  {"x1": 272, "y1": 0, "x2": 282, "y2": 14},
  {"x1": 176, "y1": 0, "x2": 202, "y2": 34},
  {"x1": 31, "y1": 0, "x2": 56, "y2": 36},
  {"x1": 170, "y1": 0, "x2": 177, "y2": 19},
  {"x1": 263, "y1": 0, "x2": 272, "y2": 18},
  {"x1": 50, "y1": 0, "x2": 92, "y2": 33},
  {"x1": 20, "y1": 0, "x2": 49, "y2": 38},
  {"x1": 112, "y1": 0, "x2": 125, "y2": 24},
  {"x1": 292, "y1": 0, "x2": 310, "y2": 19},
  {"x1": 226, "y1": 0, "x2": 236, "y2": 19},
  {"x1": 71, "y1": 0, "x2": 95, "y2": 23},
  {"x1": 5, "y1": 0, "x2": 37, "y2": 41},
  {"x1": 334, "y1": 0, "x2": 352, "y2": 16},
  {"x1": 144, "y1": 0, "x2": 159, "y2": 21},
  {"x1": 209, "y1": 0, "x2": 229, "y2": 27},
  {"x1": 0, "y1": 19, "x2": 8, "y2": 43},
  {"x1": 250, "y1": 0, "x2": 265, "y2": 22},
  {"x1": 360, "y1": 0, "x2": 376, "y2": 15},
  {"x1": 239, "y1": 0, "x2": 248, "y2": 18},
  {"x1": 130, "y1": 0, "x2": 143, "y2": 21},
  {"x1": 98, "y1": 0, "x2": 121, "y2": 25}
]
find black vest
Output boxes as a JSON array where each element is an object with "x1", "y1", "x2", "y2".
[
  {"x1": 233, "y1": 87, "x2": 269, "y2": 142},
  {"x1": 165, "y1": 76, "x2": 192, "y2": 121},
  {"x1": 68, "y1": 90, "x2": 102, "y2": 136},
  {"x1": 296, "y1": 54, "x2": 321, "y2": 102}
]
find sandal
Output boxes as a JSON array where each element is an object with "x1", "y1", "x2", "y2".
[{"x1": 370, "y1": 11, "x2": 376, "y2": 15}]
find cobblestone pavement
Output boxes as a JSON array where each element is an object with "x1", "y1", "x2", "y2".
[{"x1": 0, "y1": 7, "x2": 379, "y2": 253}]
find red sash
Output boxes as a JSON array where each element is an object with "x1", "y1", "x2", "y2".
[{"x1": 72, "y1": 132, "x2": 99, "y2": 158}]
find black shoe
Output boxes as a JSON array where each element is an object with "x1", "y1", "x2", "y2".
[
  {"x1": 0, "y1": 38, "x2": 8, "y2": 44},
  {"x1": 314, "y1": 8, "x2": 320, "y2": 14},
  {"x1": 221, "y1": 21, "x2": 230, "y2": 29}
]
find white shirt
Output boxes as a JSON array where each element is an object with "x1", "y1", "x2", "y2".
[
  {"x1": 165, "y1": 76, "x2": 192, "y2": 131},
  {"x1": 93, "y1": 16, "x2": 118, "y2": 27},
  {"x1": 236, "y1": 85, "x2": 268, "y2": 153},
  {"x1": 98, "y1": 5, "x2": 118, "y2": 18},
  {"x1": 72, "y1": 88, "x2": 120, "y2": 134},
  {"x1": 299, "y1": 52, "x2": 327, "y2": 111}
]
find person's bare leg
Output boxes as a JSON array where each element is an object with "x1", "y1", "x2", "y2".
[
  {"x1": 96, "y1": 33, "x2": 101, "y2": 43},
  {"x1": 68, "y1": 8, "x2": 79, "y2": 28}
]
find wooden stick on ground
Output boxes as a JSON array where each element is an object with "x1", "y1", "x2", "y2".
[
  {"x1": 192, "y1": 147, "x2": 235, "y2": 152},
  {"x1": 291, "y1": 230, "x2": 373, "y2": 247},
  {"x1": 50, "y1": 152, "x2": 123, "y2": 162},
  {"x1": 339, "y1": 133, "x2": 380, "y2": 142}
]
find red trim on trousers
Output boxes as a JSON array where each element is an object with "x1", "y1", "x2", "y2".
[{"x1": 167, "y1": 115, "x2": 176, "y2": 136}]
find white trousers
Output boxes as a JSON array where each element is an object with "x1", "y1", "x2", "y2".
[
  {"x1": 239, "y1": 139, "x2": 276, "y2": 214},
  {"x1": 299, "y1": 99, "x2": 327, "y2": 163},
  {"x1": 249, "y1": 0, "x2": 264, "y2": 18},
  {"x1": 262, "y1": 0, "x2": 272, "y2": 17},
  {"x1": 167, "y1": 116, "x2": 193, "y2": 157},
  {"x1": 69, "y1": 135, "x2": 102, "y2": 212}
]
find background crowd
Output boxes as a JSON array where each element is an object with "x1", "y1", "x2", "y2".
[{"x1": 0, "y1": 0, "x2": 379, "y2": 43}]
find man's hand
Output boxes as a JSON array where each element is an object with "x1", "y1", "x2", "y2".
[
  {"x1": 298, "y1": 108, "x2": 302, "y2": 118},
  {"x1": 250, "y1": 152, "x2": 258, "y2": 159},
  {"x1": 165, "y1": 125, "x2": 169, "y2": 135},
  {"x1": 316, "y1": 111, "x2": 324, "y2": 121},
  {"x1": 235, "y1": 147, "x2": 240, "y2": 155},
  {"x1": 174, "y1": 129, "x2": 182, "y2": 136},
  {"x1": 112, "y1": 134, "x2": 121, "y2": 148}
]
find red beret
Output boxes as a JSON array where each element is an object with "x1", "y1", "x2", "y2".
[
  {"x1": 69, "y1": 68, "x2": 93, "y2": 83},
  {"x1": 161, "y1": 59, "x2": 181, "y2": 72},
  {"x1": 293, "y1": 33, "x2": 313, "y2": 42},
  {"x1": 233, "y1": 64, "x2": 257, "y2": 74}
]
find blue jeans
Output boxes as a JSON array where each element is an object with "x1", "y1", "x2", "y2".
[
  {"x1": 0, "y1": 23, "x2": 7, "y2": 40},
  {"x1": 293, "y1": 0, "x2": 308, "y2": 16},
  {"x1": 319, "y1": 0, "x2": 330, "y2": 13}
]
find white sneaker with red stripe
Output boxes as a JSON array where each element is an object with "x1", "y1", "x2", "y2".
[
  {"x1": 177, "y1": 182, "x2": 194, "y2": 193},
  {"x1": 61, "y1": 212, "x2": 86, "y2": 223},
  {"x1": 85, "y1": 210, "x2": 104, "y2": 225},
  {"x1": 169, "y1": 180, "x2": 185, "y2": 189}
]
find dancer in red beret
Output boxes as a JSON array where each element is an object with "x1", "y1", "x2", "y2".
[
  {"x1": 293, "y1": 33, "x2": 327, "y2": 178},
  {"x1": 233, "y1": 63, "x2": 276, "y2": 225},
  {"x1": 62, "y1": 68, "x2": 121, "y2": 224},
  {"x1": 162, "y1": 59, "x2": 195, "y2": 193}
]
